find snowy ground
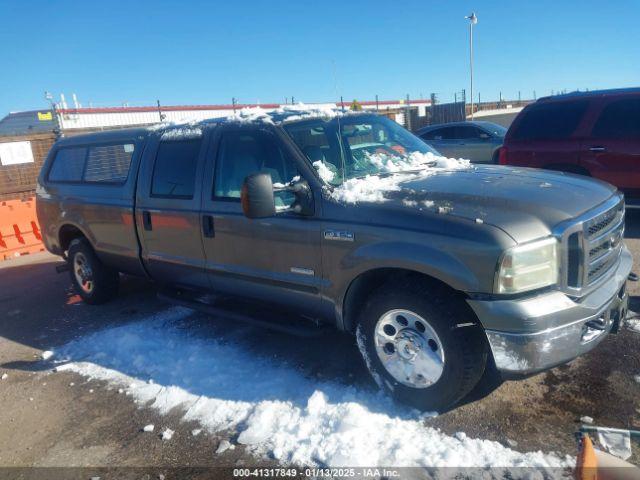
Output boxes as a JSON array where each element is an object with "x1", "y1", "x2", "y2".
[{"x1": 45, "y1": 306, "x2": 572, "y2": 473}]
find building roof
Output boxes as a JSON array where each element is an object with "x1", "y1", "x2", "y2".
[{"x1": 0, "y1": 110, "x2": 56, "y2": 136}]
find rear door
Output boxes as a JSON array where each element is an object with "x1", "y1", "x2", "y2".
[
  {"x1": 43, "y1": 137, "x2": 145, "y2": 276},
  {"x1": 580, "y1": 97, "x2": 640, "y2": 199},
  {"x1": 135, "y1": 129, "x2": 209, "y2": 288},
  {"x1": 200, "y1": 124, "x2": 323, "y2": 315}
]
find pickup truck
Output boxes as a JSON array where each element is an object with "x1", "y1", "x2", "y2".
[{"x1": 36, "y1": 108, "x2": 631, "y2": 411}]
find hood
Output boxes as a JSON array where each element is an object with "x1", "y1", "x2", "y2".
[{"x1": 390, "y1": 165, "x2": 618, "y2": 243}]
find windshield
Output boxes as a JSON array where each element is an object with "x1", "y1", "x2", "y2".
[{"x1": 284, "y1": 115, "x2": 441, "y2": 185}]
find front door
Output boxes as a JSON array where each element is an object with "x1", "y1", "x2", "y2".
[
  {"x1": 580, "y1": 97, "x2": 640, "y2": 200},
  {"x1": 200, "y1": 125, "x2": 323, "y2": 316},
  {"x1": 135, "y1": 131, "x2": 210, "y2": 289},
  {"x1": 452, "y1": 125, "x2": 494, "y2": 163}
]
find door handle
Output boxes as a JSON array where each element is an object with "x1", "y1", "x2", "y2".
[
  {"x1": 202, "y1": 215, "x2": 215, "y2": 238},
  {"x1": 589, "y1": 146, "x2": 606, "y2": 152},
  {"x1": 142, "y1": 211, "x2": 152, "y2": 231}
]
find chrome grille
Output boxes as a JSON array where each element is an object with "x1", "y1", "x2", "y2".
[
  {"x1": 584, "y1": 203, "x2": 624, "y2": 285},
  {"x1": 587, "y1": 208, "x2": 619, "y2": 236},
  {"x1": 561, "y1": 196, "x2": 625, "y2": 295}
]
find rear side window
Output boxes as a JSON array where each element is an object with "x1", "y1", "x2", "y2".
[
  {"x1": 511, "y1": 101, "x2": 588, "y2": 141},
  {"x1": 48, "y1": 147, "x2": 87, "y2": 182},
  {"x1": 48, "y1": 143, "x2": 135, "y2": 183},
  {"x1": 591, "y1": 99, "x2": 640, "y2": 139},
  {"x1": 151, "y1": 139, "x2": 202, "y2": 198},
  {"x1": 84, "y1": 144, "x2": 135, "y2": 182}
]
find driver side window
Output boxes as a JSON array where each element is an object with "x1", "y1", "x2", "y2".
[{"x1": 213, "y1": 129, "x2": 300, "y2": 206}]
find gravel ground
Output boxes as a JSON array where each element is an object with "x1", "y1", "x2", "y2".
[{"x1": 0, "y1": 211, "x2": 639, "y2": 471}]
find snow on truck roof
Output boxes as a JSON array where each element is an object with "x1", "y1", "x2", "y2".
[
  {"x1": 54, "y1": 105, "x2": 367, "y2": 145},
  {"x1": 153, "y1": 104, "x2": 365, "y2": 137}
]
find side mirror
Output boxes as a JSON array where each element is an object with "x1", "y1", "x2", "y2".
[
  {"x1": 479, "y1": 132, "x2": 491, "y2": 140},
  {"x1": 241, "y1": 173, "x2": 276, "y2": 219}
]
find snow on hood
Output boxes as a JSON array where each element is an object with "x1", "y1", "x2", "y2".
[
  {"x1": 329, "y1": 152, "x2": 472, "y2": 204},
  {"x1": 48, "y1": 307, "x2": 572, "y2": 471}
]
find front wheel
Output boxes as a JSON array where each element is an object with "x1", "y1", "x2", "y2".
[
  {"x1": 68, "y1": 239, "x2": 119, "y2": 304},
  {"x1": 356, "y1": 282, "x2": 487, "y2": 411}
]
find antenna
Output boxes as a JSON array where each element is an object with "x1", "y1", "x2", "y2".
[{"x1": 332, "y1": 60, "x2": 346, "y2": 184}]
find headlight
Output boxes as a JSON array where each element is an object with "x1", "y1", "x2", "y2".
[{"x1": 496, "y1": 237, "x2": 559, "y2": 294}]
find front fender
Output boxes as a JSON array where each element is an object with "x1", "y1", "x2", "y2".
[
  {"x1": 325, "y1": 240, "x2": 489, "y2": 331},
  {"x1": 341, "y1": 241, "x2": 481, "y2": 292}
]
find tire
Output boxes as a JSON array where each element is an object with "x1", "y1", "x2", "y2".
[
  {"x1": 67, "y1": 238, "x2": 119, "y2": 304},
  {"x1": 355, "y1": 280, "x2": 487, "y2": 411}
]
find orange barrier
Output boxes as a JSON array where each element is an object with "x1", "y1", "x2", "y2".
[{"x1": 0, "y1": 197, "x2": 45, "y2": 261}]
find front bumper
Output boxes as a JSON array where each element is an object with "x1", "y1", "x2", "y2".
[{"x1": 467, "y1": 245, "x2": 632, "y2": 375}]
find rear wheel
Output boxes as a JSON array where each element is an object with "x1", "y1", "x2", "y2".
[
  {"x1": 68, "y1": 239, "x2": 119, "y2": 304},
  {"x1": 356, "y1": 281, "x2": 487, "y2": 411}
]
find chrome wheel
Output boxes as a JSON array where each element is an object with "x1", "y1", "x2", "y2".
[
  {"x1": 73, "y1": 252, "x2": 94, "y2": 294},
  {"x1": 374, "y1": 309, "x2": 445, "y2": 388}
]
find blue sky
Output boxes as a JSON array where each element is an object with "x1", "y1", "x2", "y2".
[{"x1": 0, "y1": 0, "x2": 638, "y2": 116}]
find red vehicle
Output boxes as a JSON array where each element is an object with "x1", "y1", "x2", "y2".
[{"x1": 499, "y1": 88, "x2": 640, "y2": 207}]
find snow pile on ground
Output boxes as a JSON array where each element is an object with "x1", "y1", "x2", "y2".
[
  {"x1": 330, "y1": 151, "x2": 471, "y2": 204},
  {"x1": 49, "y1": 308, "x2": 571, "y2": 471},
  {"x1": 627, "y1": 317, "x2": 640, "y2": 334}
]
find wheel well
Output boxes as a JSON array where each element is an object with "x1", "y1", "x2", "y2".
[
  {"x1": 58, "y1": 225, "x2": 87, "y2": 254},
  {"x1": 342, "y1": 268, "x2": 464, "y2": 333},
  {"x1": 544, "y1": 164, "x2": 591, "y2": 177}
]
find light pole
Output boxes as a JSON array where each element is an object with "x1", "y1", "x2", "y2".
[{"x1": 465, "y1": 12, "x2": 477, "y2": 120}]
